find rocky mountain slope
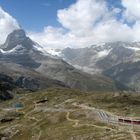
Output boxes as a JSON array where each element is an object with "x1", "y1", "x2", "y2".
[
  {"x1": 1, "y1": 87, "x2": 140, "y2": 140},
  {"x1": 0, "y1": 29, "x2": 115, "y2": 98},
  {"x1": 103, "y1": 61, "x2": 140, "y2": 91},
  {"x1": 0, "y1": 74, "x2": 15, "y2": 100},
  {"x1": 48, "y1": 42, "x2": 140, "y2": 91}
]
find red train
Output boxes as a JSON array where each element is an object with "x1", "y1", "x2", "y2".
[{"x1": 118, "y1": 118, "x2": 140, "y2": 125}]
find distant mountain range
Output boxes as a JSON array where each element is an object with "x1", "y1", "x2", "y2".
[
  {"x1": 47, "y1": 42, "x2": 140, "y2": 91},
  {"x1": 1, "y1": 29, "x2": 140, "y2": 101},
  {"x1": 0, "y1": 29, "x2": 116, "y2": 100}
]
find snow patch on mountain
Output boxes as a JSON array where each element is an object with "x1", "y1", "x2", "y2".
[
  {"x1": 0, "y1": 45, "x2": 24, "y2": 54},
  {"x1": 97, "y1": 49, "x2": 112, "y2": 58},
  {"x1": 124, "y1": 46, "x2": 140, "y2": 51},
  {"x1": 96, "y1": 42, "x2": 106, "y2": 47},
  {"x1": 73, "y1": 64, "x2": 102, "y2": 74},
  {"x1": 33, "y1": 44, "x2": 49, "y2": 55},
  {"x1": 47, "y1": 49, "x2": 62, "y2": 57}
]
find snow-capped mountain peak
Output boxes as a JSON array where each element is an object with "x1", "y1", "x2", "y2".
[
  {"x1": 46, "y1": 48, "x2": 62, "y2": 57},
  {"x1": 0, "y1": 44, "x2": 25, "y2": 54},
  {"x1": 0, "y1": 29, "x2": 50, "y2": 56}
]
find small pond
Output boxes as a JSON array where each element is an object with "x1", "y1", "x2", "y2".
[{"x1": 13, "y1": 103, "x2": 24, "y2": 109}]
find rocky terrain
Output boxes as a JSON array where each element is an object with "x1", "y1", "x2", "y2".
[
  {"x1": 0, "y1": 74, "x2": 15, "y2": 100},
  {"x1": 1, "y1": 29, "x2": 140, "y2": 140},
  {"x1": 1, "y1": 1, "x2": 140, "y2": 139},
  {"x1": 0, "y1": 29, "x2": 116, "y2": 100},
  {"x1": 0, "y1": 87, "x2": 140, "y2": 140},
  {"x1": 48, "y1": 42, "x2": 140, "y2": 91}
]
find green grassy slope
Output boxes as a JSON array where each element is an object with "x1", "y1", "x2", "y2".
[{"x1": 0, "y1": 88, "x2": 140, "y2": 140}]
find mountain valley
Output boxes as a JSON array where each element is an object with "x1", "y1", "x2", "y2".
[
  {"x1": 0, "y1": 87, "x2": 140, "y2": 140},
  {"x1": 0, "y1": 29, "x2": 117, "y2": 101},
  {"x1": 48, "y1": 42, "x2": 140, "y2": 91},
  {"x1": 0, "y1": 30, "x2": 140, "y2": 140}
]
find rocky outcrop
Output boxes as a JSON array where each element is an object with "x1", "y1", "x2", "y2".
[
  {"x1": 103, "y1": 61, "x2": 140, "y2": 91},
  {"x1": 0, "y1": 74, "x2": 15, "y2": 100},
  {"x1": 15, "y1": 76, "x2": 40, "y2": 91},
  {"x1": 0, "y1": 29, "x2": 116, "y2": 92},
  {"x1": 50, "y1": 42, "x2": 140, "y2": 91}
]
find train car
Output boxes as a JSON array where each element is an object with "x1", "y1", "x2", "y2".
[
  {"x1": 132, "y1": 120, "x2": 140, "y2": 125},
  {"x1": 118, "y1": 118, "x2": 123, "y2": 122},
  {"x1": 118, "y1": 118, "x2": 140, "y2": 125},
  {"x1": 124, "y1": 119, "x2": 132, "y2": 124}
]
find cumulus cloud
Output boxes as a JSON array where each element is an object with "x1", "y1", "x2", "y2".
[
  {"x1": 57, "y1": 0, "x2": 107, "y2": 34},
  {"x1": 29, "y1": 26, "x2": 68, "y2": 48},
  {"x1": 1, "y1": 0, "x2": 140, "y2": 49},
  {"x1": 121, "y1": 0, "x2": 140, "y2": 42},
  {"x1": 28, "y1": 0, "x2": 140, "y2": 49},
  {"x1": 0, "y1": 7, "x2": 19, "y2": 44},
  {"x1": 122, "y1": 0, "x2": 140, "y2": 22},
  {"x1": 29, "y1": 0, "x2": 109, "y2": 48}
]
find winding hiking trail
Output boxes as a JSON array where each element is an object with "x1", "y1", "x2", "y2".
[
  {"x1": 24, "y1": 101, "x2": 139, "y2": 140},
  {"x1": 23, "y1": 109, "x2": 42, "y2": 140},
  {"x1": 66, "y1": 111, "x2": 116, "y2": 131},
  {"x1": 18, "y1": 101, "x2": 139, "y2": 140},
  {"x1": 24, "y1": 108, "x2": 40, "y2": 122},
  {"x1": 36, "y1": 130, "x2": 42, "y2": 140},
  {"x1": 130, "y1": 131, "x2": 137, "y2": 140},
  {"x1": 66, "y1": 112, "x2": 79, "y2": 127}
]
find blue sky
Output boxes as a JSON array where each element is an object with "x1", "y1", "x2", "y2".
[
  {"x1": 0, "y1": 0, "x2": 124, "y2": 31},
  {"x1": 0, "y1": 0, "x2": 76, "y2": 31},
  {"x1": 0, "y1": 0, "x2": 140, "y2": 48}
]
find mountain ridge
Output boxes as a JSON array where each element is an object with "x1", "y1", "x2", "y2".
[
  {"x1": 47, "y1": 42, "x2": 140, "y2": 91},
  {"x1": 0, "y1": 29, "x2": 116, "y2": 100}
]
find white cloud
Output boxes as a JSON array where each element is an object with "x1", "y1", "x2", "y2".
[
  {"x1": 121, "y1": 0, "x2": 140, "y2": 42},
  {"x1": 112, "y1": 8, "x2": 122, "y2": 14},
  {"x1": 29, "y1": 0, "x2": 108, "y2": 48},
  {"x1": 93, "y1": 19, "x2": 133, "y2": 42},
  {"x1": 0, "y1": 7, "x2": 19, "y2": 44},
  {"x1": 1, "y1": 0, "x2": 140, "y2": 49},
  {"x1": 131, "y1": 21, "x2": 140, "y2": 41},
  {"x1": 122, "y1": 0, "x2": 140, "y2": 22},
  {"x1": 29, "y1": 26, "x2": 69, "y2": 48},
  {"x1": 28, "y1": 0, "x2": 140, "y2": 49},
  {"x1": 57, "y1": 0, "x2": 107, "y2": 34}
]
